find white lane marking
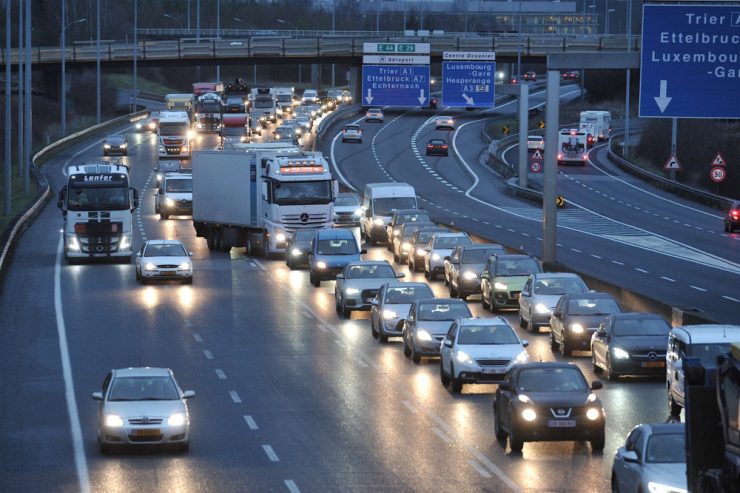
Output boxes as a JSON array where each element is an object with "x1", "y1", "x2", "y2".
[
  {"x1": 193, "y1": 333, "x2": 203, "y2": 342},
  {"x1": 635, "y1": 268, "x2": 650, "y2": 273},
  {"x1": 262, "y1": 444, "x2": 280, "y2": 462},
  {"x1": 243, "y1": 415, "x2": 259, "y2": 430},
  {"x1": 611, "y1": 260, "x2": 625, "y2": 266},
  {"x1": 356, "y1": 359, "x2": 368, "y2": 368},
  {"x1": 203, "y1": 349, "x2": 214, "y2": 360},
  {"x1": 284, "y1": 480, "x2": 301, "y2": 493},
  {"x1": 402, "y1": 400, "x2": 418, "y2": 413},
  {"x1": 334, "y1": 339, "x2": 347, "y2": 350},
  {"x1": 215, "y1": 369, "x2": 227, "y2": 380},
  {"x1": 469, "y1": 459, "x2": 493, "y2": 479},
  {"x1": 722, "y1": 295, "x2": 740, "y2": 303},
  {"x1": 690, "y1": 285, "x2": 708, "y2": 292},
  {"x1": 571, "y1": 248, "x2": 582, "y2": 253},
  {"x1": 432, "y1": 427, "x2": 452, "y2": 444},
  {"x1": 591, "y1": 254, "x2": 602, "y2": 259},
  {"x1": 661, "y1": 276, "x2": 676, "y2": 282},
  {"x1": 55, "y1": 236, "x2": 91, "y2": 493},
  {"x1": 229, "y1": 391, "x2": 242, "y2": 403}
]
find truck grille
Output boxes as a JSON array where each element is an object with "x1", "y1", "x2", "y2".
[
  {"x1": 128, "y1": 418, "x2": 163, "y2": 425},
  {"x1": 282, "y1": 213, "x2": 329, "y2": 231},
  {"x1": 77, "y1": 221, "x2": 123, "y2": 253}
]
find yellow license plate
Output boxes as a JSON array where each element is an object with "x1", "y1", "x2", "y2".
[
  {"x1": 641, "y1": 361, "x2": 665, "y2": 368},
  {"x1": 133, "y1": 428, "x2": 160, "y2": 437}
]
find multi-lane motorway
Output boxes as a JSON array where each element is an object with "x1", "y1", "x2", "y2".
[{"x1": 0, "y1": 89, "x2": 736, "y2": 493}]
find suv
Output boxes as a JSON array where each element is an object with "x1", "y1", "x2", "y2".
[
  {"x1": 385, "y1": 209, "x2": 431, "y2": 250},
  {"x1": 724, "y1": 201, "x2": 739, "y2": 232},
  {"x1": 549, "y1": 292, "x2": 622, "y2": 357},
  {"x1": 154, "y1": 172, "x2": 193, "y2": 220},
  {"x1": 667, "y1": 324, "x2": 740, "y2": 416},
  {"x1": 308, "y1": 228, "x2": 365, "y2": 287},
  {"x1": 423, "y1": 232, "x2": 472, "y2": 281},
  {"x1": 480, "y1": 254, "x2": 542, "y2": 312},
  {"x1": 341, "y1": 124, "x2": 363, "y2": 143},
  {"x1": 446, "y1": 244, "x2": 507, "y2": 301},
  {"x1": 333, "y1": 192, "x2": 362, "y2": 227}
]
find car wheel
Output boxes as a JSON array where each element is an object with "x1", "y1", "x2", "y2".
[
  {"x1": 141, "y1": 276, "x2": 150, "y2": 285},
  {"x1": 560, "y1": 335, "x2": 572, "y2": 357},
  {"x1": 341, "y1": 302, "x2": 351, "y2": 319},
  {"x1": 371, "y1": 319, "x2": 379, "y2": 340},
  {"x1": 393, "y1": 252, "x2": 400, "y2": 263},
  {"x1": 310, "y1": 272, "x2": 320, "y2": 287},
  {"x1": 549, "y1": 330, "x2": 559, "y2": 351},
  {"x1": 508, "y1": 425, "x2": 524, "y2": 453},
  {"x1": 183, "y1": 277, "x2": 193, "y2": 285},
  {"x1": 155, "y1": 203, "x2": 160, "y2": 214},
  {"x1": 592, "y1": 353, "x2": 603, "y2": 374},
  {"x1": 519, "y1": 310, "x2": 529, "y2": 329},
  {"x1": 449, "y1": 363, "x2": 463, "y2": 393},
  {"x1": 439, "y1": 364, "x2": 450, "y2": 387},
  {"x1": 443, "y1": 274, "x2": 449, "y2": 287},
  {"x1": 424, "y1": 269, "x2": 431, "y2": 280},
  {"x1": 287, "y1": 257, "x2": 295, "y2": 270},
  {"x1": 160, "y1": 212, "x2": 169, "y2": 220},
  {"x1": 611, "y1": 474, "x2": 620, "y2": 493},
  {"x1": 178, "y1": 441, "x2": 190, "y2": 453},
  {"x1": 135, "y1": 268, "x2": 141, "y2": 281},
  {"x1": 494, "y1": 409, "x2": 508, "y2": 443},
  {"x1": 378, "y1": 333, "x2": 388, "y2": 343},
  {"x1": 590, "y1": 430, "x2": 605, "y2": 452},
  {"x1": 449, "y1": 282, "x2": 457, "y2": 298},
  {"x1": 99, "y1": 441, "x2": 113, "y2": 454},
  {"x1": 606, "y1": 355, "x2": 619, "y2": 381},
  {"x1": 335, "y1": 296, "x2": 342, "y2": 314},
  {"x1": 724, "y1": 223, "x2": 730, "y2": 232},
  {"x1": 489, "y1": 296, "x2": 498, "y2": 313},
  {"x1": 411, "y1": 349, "x2": 421, "y2": 364},
  {"x1": 482, "y1": 291, "x2": 490, "y2": 309}
]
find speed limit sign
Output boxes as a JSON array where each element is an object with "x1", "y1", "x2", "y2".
[
  {"x1": 710, "y1": 166, "x2": 726, "y2": 183},
  {"x1": 529, "y1": 161, "x2": 542, "y2": 173}
]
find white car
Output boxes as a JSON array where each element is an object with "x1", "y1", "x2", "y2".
[
  {"x1": 135, "y1": 239, "x2": 193, "y2": 284},
  {"x1": 423, "y1": 232, "x2": 472, "y2": 281},
  {"x1": 434, "y1": 116, "x2": 455, "y2": 130},
  {"x1": 92, "y1": 367, "x2": 194, "y2": 453},
  {"x1": 341, "y1": 124, "x2": 363, "y2": 143},
  {"x1": 527, "y1": 135, "x2": 545, "y2": 152},
  {"x1": 611, "y1": 423, "x2": 687, "y2": 493},
  {"x1": 440, "y1": 317, "x2": 529, "y2": 393},
  {"x1": 365, "y1": 108, "x2": 384, "y2": 123}
]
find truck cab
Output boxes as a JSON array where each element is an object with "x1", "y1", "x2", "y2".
[{"x1": 158, "y1": 111, "x2": 193, "y2": 160}]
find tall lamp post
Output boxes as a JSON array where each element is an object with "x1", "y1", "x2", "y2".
[
  {"x1": 605, "y1": 8, "x2": 616, "y2": 35},
  {"x1": 61, "y1": 16, "x2": 87, "y2": 137},
  {"x1": 331, "y1": 0, "x2": 335, "y2": 87},
  {"x1": 277, "y1": 20, "x2": 300, "y2": 83},
  {"x1": 132, "y1": 0, "x2": 138, "y2": 113},
  {"x1": 96, "y1": 0, "x2": 101, "y2": 123},
  {"x1": 5, "y1": 0, "x2": 12, "y2": 215},
  {"x1": 234, "y1": 17, "x2": 256, "y2": 84},
  {"x1": 216, "y1": 0, "x2": 220, "y2": 81},
  {"x1": 516, "y1": 0, "x2": 523, "y2": 80}
]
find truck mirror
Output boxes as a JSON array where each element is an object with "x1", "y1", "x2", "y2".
[{"x1": 131, "y1": 187, "x2": 139, "y2": 210}]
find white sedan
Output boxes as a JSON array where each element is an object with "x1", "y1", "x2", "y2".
[
  {"x1": 93, "y1": 367, "x2": 195, "y2": 453},
  {"x1": 135, "y1": 239, "x2": 193, "y2": 284},
  {"x1": 434, "y1": 116, "x2": 455, "y2": 130}
]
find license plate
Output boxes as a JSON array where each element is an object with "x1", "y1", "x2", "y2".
[
  {"x1": 481, "y1": 367, "x2": 507, "y2": 374},
  {"x1": 641, "y1": 361, "x2": 665, "y2": 368},
  {"x1": 133, "y1": 428, "x2": 160, "y2": 436},
  {"x1": 547, "y1": 420, "x2": 576, "y2": 428},
  {"x1": 161, "y1": 271, "x2": 177, "y2": 276}
]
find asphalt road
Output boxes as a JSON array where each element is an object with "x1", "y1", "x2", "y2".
[{"x1": 0, "y1": 106, "x2": 675, "y2": 493}]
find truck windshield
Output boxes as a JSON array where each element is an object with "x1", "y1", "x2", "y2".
[
  {"x1": 67, "y1": 186, "x2": 129, "y2": 211},
  {"x1": 159, "y1": 122, "x2": 189, "y2": 135},
  {"x1": 254, "y1": 99, "x2": 274, "y2": 108},
  {"x1": 272, "y1": 180, "x2": 332, "y2": 205},
  {"x1": 195, "y1": 103, "x2": 221, "y2": 113},
  {"x1": 372, "y1": 197, "x2": 417, "y2": 216},
  {"x1": 276, "y1": 95, "x2": 292, "y2": 103}
]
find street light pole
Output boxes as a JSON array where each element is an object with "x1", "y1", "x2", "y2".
[
  {"x1": 516, "y1": 0, "x2": 523, "y2": 80},
  {"x1": 196, "y1": 0, "x2": 200, "y2": 42},
  {"x1": 5, "y1": 0, "x2": 12, "y2": 215},
  {"x1": 624, "y1": 0, "x2": 633, "y2": 157},
  {"x1": 61, "y1": 12, "x2": 87, "y2": 137},
  {"x1": 216, "y1": 0, "x2": 220, "y2": 81},
  {"x1": 23, "y1": 0, "x2": 31, "y2": 192},
  {"x1": 132, "y1": 0, "x2": 137, "y2": 113},
  {"x1": 606, "y1": 8, "x2": 615, "y2": 35},
  {"x1": 17, "y1": 0, "x2": 24, "y2": 178},
  {"x1": 235, "y1": 17, "x2": 256, "y2": 84},
  {"x1": 96, "y1": 0, "x2": 101, "y2": 123},
  {"x1": 331, "y1": 0, "x2": 335, "y2": 87}
]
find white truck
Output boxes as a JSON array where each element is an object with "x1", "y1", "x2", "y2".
[
  {"x1": 193, "y1": 92, "x2": 223, "y2": 133},
  {"x1": 579, "y1": 110, "x2": 611, "y2": 147},
  {"x1": 251, "y1": 87, "x2": 277, "y2": 126},
  {"x1": 557, "y1": 129, "x2": 589, "y2": 166},
  {"x1": 158, "y1": 110, "x2": 193, "y2": 160},
  {"x1": 192, "y1": 143, "x2": 337, "y2": 256},
  {"x1": 57, "y1": 162, "x2": 139, "y2": 263},
  {"x1": 274, "y1": 87, "x2": 295, "y2": 119}
]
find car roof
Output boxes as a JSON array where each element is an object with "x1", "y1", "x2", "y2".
[
  {"x1": 492, "y1": 253, "x2": 532, "y2": 260},
  {"x1": 383, "y1": 281, "x2": 429, "y2": 289},
  {"x1": 670, "y1": 325, "x2": 740, "y2": 344},
  {"x1": 145, "y1": 239, "x2": 185, "y2": 246},
  {"x1": 393, "y1": 209, "x2": 426, "y2": 215},
  {"x1": 459, "y1": 316, "x2": 510, "y2": 326},
  {"x1": 163, "y1": 173, "x2": 192, "y2": 179},
  {"x1": 415, "y1": 297, "x2": 467, "y2": 305},
  {"x1": 112, "y1": 367, "x2": 173, "y2": 378},
  {"x1": 368, "y1": 108, "x2": 382, "y2": 112},
  {"x1": 347, "y1": 260, "x2": 392, "y2": 267},
  {"x1": 561, "y1": 292, "x2": 615, "y2": 300},
  {"x1": 461, "y1": 244, "x2": 504, "y2": 251},
  {"x1": 336, "y1": 192, "x2": 359, "y2": 198},
  {"x1": 610, "y1": 312, "x2": 666, "y2": 321},
  {"x1": 432, "y1": 231, "x2": 468, "y2": 238},
  {"x1": 514, "y1": 361, "x2": 581, "y2": 372},
  {"x1": 532, "y1": 272, "x2": 581, "y2": 279},
  {"x1": 106, "y1": 135, "x2": 125, "y2": 140},
  {"x1": 639, "y1": 423, "x2": 685, "y2": 435},
  {"x1": 429, "y1": 138, "x2": 447, "y2": 143}
]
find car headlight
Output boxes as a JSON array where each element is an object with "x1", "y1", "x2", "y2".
[
  {"x1": 144, "y1": 262, "x2": 157, "y2": 271},
  {"x1": 167, "y1": 413, "x2": 186, "y2": 426},
  {"x1": 393, "y1": 229, "x2": 401, "y2": 236},
  {"x1": 178, "y1": 262, "x2": 191, "y2": 270},
  {"x1": 416, "y1": 248, "x2": 426, "y2": 255},
  {"x1": 275, "y1": 233, "x2": 286, "y2": 243},
  {"x1": 345, "y1": 288, "x2": 360, "y2": 295},
  {"x1": 416, "y1": 330, "x2": 432, "y2": 342},
  {"x1": 187, "y1": 130, "x2": 195, "y2": 139},
  {"x1": 316, "y1": 261, "x2": 327, "y2": 269},
  {"x1": 494, "y1": 282, "x2": 508, "y2": 290},
  {"x1": 401, "y1": 242, "x2": 412, "y2": 251},
  {"x1": 462, "y1": 271, "x2": 478, "y2": 280},
  {"x1": 586, "y1": 408, "x2": 601, "y2": 421},
  {"x1": 373, "y1": 218, "x2": 384, "y2": 226},
  {"x1": 156, "y1": 173, "x2": 163, "y2": 182},
  {"x1": 240, "y1": 136, "x2": 247, "y2": 142},
  {"x1": 68, "y1": 235, "x2": 81, "y2": 251},
  {"x1": 570, "y1": 323, "x2": 584, "y2": 333},
  {"x1": 612, "y1": 347, "x2": 630, "y2": 359},
  {"x1": 119, "y1": 234, "x2": 131, "y2": 251},
  {"x1": 647, "y1": 482, "x2": 687, "y2": 493},
  {"x1": 120, "y1": 142, "x2": 127, "y2": 148},
  {"x1": 136, "y1": 123, "x2": 142, "y2": 129},
  {"x1": 455, "y1": 351, "x2": 472, "y2": 364},
  {"x1": 382, "y1": 309, "x2": 398, "y2": 320},
  {"x1": 521, "y1": 408, "x2": 537, "y2": 422},
  {"x1": 103, "y1": 144, "x2": 111, "y2": 149},
  {"x1": 518, "y1": 394, "x2": 532, "y2": 404},
  {"x1": 165, "y1": 198, "x2": 175, "y2": 207},
  {"x1": 158, "y1": 146, "x2": 166, "y2": 153},
  {"x1": 535, "y1": 303, "x2": 551, "y2": 314},
  {"x1": 291, "y1": 248, "x2": 302, "y2": 257},
  {"x1": 275, "y1": 135, "x2": 281, "y2": 140},
  {"x1": 587, "y1": 393, "x2": 598, "y2": 403},
  {"x1": 431, "y1": 253, "x2": 441, "y2": 261},
  {"x1": 514, "y1": 350, "x2": 529, "y2": 364},
  {"x1": 353, "y1": 208, "x2": 362, "y2": 217},
  {"x1": 105, "y1": 414, "x2": 124, "y2": 428}
]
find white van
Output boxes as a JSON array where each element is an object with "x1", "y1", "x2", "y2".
[
  {"x1": 301, "y1": 89, "x2": 318, "y2": 105},
  {"x1": 666, "y1": 324, "x2": 740, "y2": 416},
  {"x1": 557, "y1": 129, "x2": 588, "y2": 166},
  {"x1": 579, "y1": 111, "x2": 611, "y2": 146},
  {"x1": 361, "y1": 183, "x2": 417, "y2": 245}
]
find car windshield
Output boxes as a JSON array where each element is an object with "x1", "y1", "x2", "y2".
[
  {"x1": 373, "y1": 197, "x2": 417, "y2": 216},
  {"x1": 385, "y1": 285, "x2": 433, "y2": 303},
  {"x1": 145, "y1": 243, "x2": 187, "y2": 257},
  {"x1": 316, "y1": 239, "x2": 357, "y2": 255},
  {"x1": 165, "y1": 179, "x2": 192, "y2": 193},
  {"x1": 335, "y1": 195, "x2": 360, "y2": 207},
  {"x1": 613, "y1": 318, "x2": 670, "y2": 337},
  {"x1": 345, "y1": 126, "x2": 360, "y2": 132},
  {"x1": 415, "y1": 230, "x2": 443, "y2": 244},
  {"x1": 293, "y1": 230, "x2": 315, "y2": 241},
  {"x1": 567, "y1": 298, "x2": 620, "y2": 316},
  {"x1": 495, "y1": 258, "x2": 541, "y2": 275},
  {"x1": 346, "y1": 264, "x2": 395, "y2": 279},
  {"x1": 106, "y1": 136, "x2": 125, "y2": 144},
  {"x1": 433, "y1": 236, "x2": 472, "y2": 249},
  {"x1": 159, "y1": 122, "x2": 189, "y2": 135},
  {"x1": 396, "y1": 213, "x2": 430, "y2": 225},
  {"x1": 457, "y1": 324, "x2": 519, "y2": 345},
  {"x1": 418, "y1": 302, "x2": 471, "y2": 321},
  {"x1": 157, "y1": 162, "x2": 182, "y2": 173},
  {"x1": 463, "y1": 247, "x2": 505, "y2": 263},
  {"x1": 67, "y1": 186, "x2": 130, "y2": 211},
  {"x1": 645, "y1": 433, "x2": 686, "y2": 463},
  {"x1": 688, "y1": 343, "x2": 731, "y2": 366},
  {"x1": 533, "y1": 277, "x2": 587, "y2": 295},
  {"x1": 516, "y1": 367, "x2": 588, "y2": 392},
  {"x1": 402, "y1": 224, "x2": 430, "y2": 239},
  {"x1": 108, "y1": 376, "x2": 180, "y2": 401}
]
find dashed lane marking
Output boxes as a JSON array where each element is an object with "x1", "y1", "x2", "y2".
[
  {"x1": 229, "y1": 391, "x2": 242, "y2": 403},
  {"x1": 243, "y1": 415, "x2": 259, "y2": 430},
  {"x1": 262, "y1": 444, "x2": 279, "y2": 462}
]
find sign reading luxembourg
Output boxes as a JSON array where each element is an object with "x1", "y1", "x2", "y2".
[
  {"x1": 639, "y1": 4, "x2": 740, "y2": 118},
  {"x1": 441, "y1": 52, "x2": 496, "y2": 107},
  {"x1": 362, "y1": 65, "x2": 430, "y2": 107}
]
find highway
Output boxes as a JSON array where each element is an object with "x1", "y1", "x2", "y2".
[{"x1": 0, "y1": 99, "x2": 685, "y2": 493}]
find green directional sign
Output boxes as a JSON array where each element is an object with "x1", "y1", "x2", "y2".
[
  {"x1": 377, "y1": 44, "x2": 396, "y2": 52},
  {"x1": 398, "y1": 44, "x2": 416, "y2": 53},
  {"x1": 363, "y1": 43, "x2": 431, "y2": 55}
]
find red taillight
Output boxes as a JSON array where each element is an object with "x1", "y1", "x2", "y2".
[
  {"x1": 427, "y1": 144, "x2": 433, "y2": 148},
  {"x1": 442, "y1": 145, "x2": 448, "y2": 149},
  {"x1": 732, "y1": 211, "x2": 740, "y2": 219}
]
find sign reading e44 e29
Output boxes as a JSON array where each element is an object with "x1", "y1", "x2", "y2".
[{"x1": 639, "y1": 4, "x2": 740, "y2": 119}]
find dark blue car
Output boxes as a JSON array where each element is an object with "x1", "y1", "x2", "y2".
[{"x1": 308, "y1": 228, "x2": 365, "y2": 287}]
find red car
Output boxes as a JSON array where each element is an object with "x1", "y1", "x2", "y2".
[{"x1": 562, "y1": 71, "x2": 580, "y2": 80}]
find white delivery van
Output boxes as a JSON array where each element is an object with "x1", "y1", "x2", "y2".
[
  {"x1": 579, "y1": 111, "x2": 611, "y2": 147},
  {"x1": 361, "y1": 183, "x2": 418, "y2": 245},
  {"x1": 557, "y1": 129, "x2": 589, "y2": 166}
]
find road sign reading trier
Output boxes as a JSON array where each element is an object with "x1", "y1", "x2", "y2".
[
  {"x1": 639, "y1": 4, "x2": 740, "y2": 118},
  {"x1": 361, "y1": 65, "x2": 430, "y2": 107}
]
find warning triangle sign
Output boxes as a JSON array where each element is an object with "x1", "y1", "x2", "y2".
[
  {"x1": 664, "y1": 153, "x2": 682, "y2": 170},
  {"x1": 712, "y1": 152, "x2": 726, "y2": 166},
  {"x1": 531, "y1": 149, "x2": 543, "y2": 160}
]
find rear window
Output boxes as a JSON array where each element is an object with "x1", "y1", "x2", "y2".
[
  {"x1": 429, "y1": 139, "x2": 446, "y2": 145},
  {"x1": 433, "y1": 236, "x2": 472, "y2": 249},
  {"x1": 462, "y1": 247, "x2": 505, "y2": 263},
  {"x1": 532, "y1": 277, "x2": 587, "y2": 295},
  {"x1": 495, "y1": 258, "x2": 541, "y2": 276},
  {"x1": 396, "y1": 213, "x2": 430, "y2": 225}
]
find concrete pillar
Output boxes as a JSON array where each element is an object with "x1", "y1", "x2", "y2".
[
  {"x1": 311, "y1": 64, "x2": 321, "y2": 90},
  {"x1": 349, "y1": 65, "x2": 361, "y2": 106}
]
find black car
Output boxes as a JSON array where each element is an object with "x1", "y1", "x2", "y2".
[
  {"x1": 318, "y1": 96, "x2": 337, "y2": 112},
  {"x1": 590, "y1": 313, "x2": 671, "y2": 380},
  {"x1": 426, "y1": 139, "x2": 449, "y2": 156},
  {"x1": 385, "y1": 209, "x2": 432, "y2": 250},
  {"x1": 428, "y1": 97, "x2": 438, "y2": 110},
  {"x1": 392, "y1": 221, "x2": 435, "y2": 265},
  {"x1": 725, "y1": 201, "x2": 739, "y2": 232},
  {"x1": 103, "y1": 135, "x2": 128, "y2": 156},
  {"x1": 224, "y1": 96, "x2": 246, "y2": 113},
  {"x1": 407, "y1": 227, "x2": 448, "y2": 273},
  {"x1": 285, "y1": 229, "x2": 316, "y2": 270},
  {"x1": 549, "y1": 292, "x2": 622, "y2": 356},
  {"x1": 493, "y1": 362, "x2": 605, "y2": 453},
  {"x1": 446, "y1": 244, "x2": 507, "y2": 301}
]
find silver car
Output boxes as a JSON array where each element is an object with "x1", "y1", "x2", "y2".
[
  {"x1": 611, "y1": 423, "x2": 687, "y2": 493},
  {"x1": 341, "y1": 124, "x2": 363, "y2": 143},
  {"x1": 423, "y1": 232, "x2": 472, "y2": 281},
  {"x1": 518, "y1": 272, "x2": 589, "y2": 332},
  {"x1": 135, "y1": 239, "x2": 193, "y2": 284},
  {"x1": 333, "y1": 192, "x2": 362, "y2": 227},
  {"x1": 92, "y1": 367, "x2": 194, "y2": 453},
  {"x1": 401, "y1": 298, "x2": 472, "y2": 363},
  {"x1": 370, "y1": 282, "x2": 434, "y2": 342},
  {"x1": 334, "y1": 260, "x2": 404, "y2": 317}
]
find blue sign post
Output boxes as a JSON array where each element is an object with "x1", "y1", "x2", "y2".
[
  {"x1": 639, "y1": 4, "x2": 740, "y2": 118},
  {"x1": 441, "y1": 61, "x2": 496, "y2": 107},
  {"x1": 361, "y1": 65, "x2": 430, "y2": 107}
]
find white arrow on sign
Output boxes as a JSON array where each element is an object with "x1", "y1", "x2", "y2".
[
  {"x1": 365, "y1": 89, "x2": 374, "y2": 105},
  {"x1": 462, "y1": 93, "x2": 475, "y2": 105},
  {"x1": 418, "y1": 89, "x2": 426, "y2": 106},
  {"x1": 654, "y1": 80, "x2": 672, "y2": 113}
]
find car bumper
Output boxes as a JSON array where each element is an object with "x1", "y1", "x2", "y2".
[
  {"x1": 428, "y1": 259, "x2": 445, "y2": 274},
  {"x1": 510, "y1": 414, "x2": 604, "y2": 442},
  {"x1": 456, "y1": 278, "x2": 482, "y2": 294},
  {"x1": 426, "y1": 149, "x2": 448, "y2": 156},
  {"x1": 566, "y1": 329, "x2": 597, "y2": 350},
  {"x1": 142, "y1": 269, "x2": 192, "y2": 280},
  {"x1": 311, "y1": 267, "x2": 344, "y2": 281},
  {"x1": 412, "y1": 338, "x2": 445, "y2": 356},
  {"x1": 609, "y1": 358, "x2": 667, "y2": 376},
  {"x1": 529, "y1": 311, "x2": 552, "y2": 327},
  {"x1": 492, "y1": 291, "x2": 521, "y2": 308},
  {"x1": 99, "y1": 423, "x2": 189, "y2": 446},
  {"x1": 379, "y1": 319, "x2": 403, "y2": 337}
]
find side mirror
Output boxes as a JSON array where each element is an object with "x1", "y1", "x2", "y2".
[
  {"x1": 360, "y1": 249, "x2": 367, "y2": 254},
  {"x1": 365, "y1": 210, "x2": 372, "y2": 218},
  {"x1": 591, "y1": 381, "x2": 603, "y2": 390},
  {"x1": 182, "y1": 390, "x2": 196, "y2": 399},
  {"x1": 189, "y1": 252, "x2": 193, "y2": 257},
  {"x1": 596, "y1": 328, "x2": 607, "y2": 337},
  {"x1": 92, "y1": 392, "x2": 103, "y2": 401},
  {"x1": 521, "y1": 339, "x2": 529, "y2": 347},
  {"x1": 498, "y1": 382, "x2": 511, "y2": 391},
  {"x1": 442, "y1": 339, "x2": 453, "y2": 348},
  {"x1": 370, "y1": 299, "x2": 379, "y2": 306},
  {"x1": 553, "y1": 310, "x2": 562, "y2": 318},
  {"x1": 622, "y1": 450, "x2": 639, "y2": 463},
  {"x1": 481, "y1": 272, "x2": 489, "y2": 279},
  {"x1": 336, "y1": 274, "x2": 344, "y2": 280},
  {"x1": 396, "y1": 272, "x2": 405, "y2": 278},
  {"x1": 136, "y1": 252, "x2": 141, "y2": 257},
  {"x1": 444, "y1": 255, "x2": 451, "y2": 262}
]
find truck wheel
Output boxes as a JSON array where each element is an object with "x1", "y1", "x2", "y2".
[
  {"x1": 206, "y1": 231, "x2": 215, "y2": 251},
  {"x1": 341, "y1": 303, "x2": 351, "y2": 318},
  {"x1": 590, "y1": 431, "x2": 605, "y2": 453},
  {"x1": 449, "y1": 364, "x2": 463, "y2": 393}
]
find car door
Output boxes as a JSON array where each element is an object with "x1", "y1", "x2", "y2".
[
  {"x1": 135, "y1": 244, "x2": 145, "y2": 273},
  {"x1": 670, "y1": 338, "x2": 688, "y2": 405},
  {"x1": 591, "y1": 320, "x2": 609, "y2": 368},
  {"x1": 371, "y1": 285, "x2": 385, "y2": 331},
  {"x1": 551, "y1": 296, "x2": 566, "y2": 343},
  {"x1": 447, "y1": 247, "x2": 462, "y2": 285},
  {"x1": 496, "y1": 372, "x2": 514, "y2": 430},
  {"x1": 519, "y1": 276, "x2": 533, "y2": 322},
  {"x1": 480, "y1": 260, "x2": 492, "y2": 302},
  {"x1": 335, "y1": 266, "x2": 347, "y2": 302},
  {"x1": 614, "y1": 428, "x2": 642, "y2": 492},
  {"x1": 403, "y1": 304, "x2": 417, "y2": 344},
  {"x1": 440, "y1": 322, "x2": 458, "y2": 372}
]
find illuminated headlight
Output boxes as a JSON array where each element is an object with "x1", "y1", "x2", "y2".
[
  {"x1": 462, "y1": 271, "x2": 478, "y2": 280},
  {"x1": 535, "y1": 303, "x2": 551, "y2": 314},
  {"x1": 158, "y1": 146, "x2": 166, "y2": 153},
  {"x1": 148, "y1": 123, "x2": 156, "y2": 130},
  {"x1": 315, "y1": 261, "x2": 327, "y2": 269},
  {"x1": 494, "y1": 282, "x2": 508, "y2": 290},
  {"x1": 120, "y1": 142, "x2": 127, "y2": 148},
  {"x1": 136, "y1": 123, "x2": 142, "y2": 129},
  {"x1": 311, "y1": 111, "x2": 317, "y2": 117},
  {"x1": 416, "y1": 330, "x2": 432, "y2": 342},
  {"x1": 455, "y1": 351, "x2": 472, "y2": 364},
  {"x1": 259, "y1": 116, "x2": 266, "y2": 121},
  {"x1": 68, "y1": 236, "x2": 81, "y2": 251},
  {"x1": 165, "y1": 198, "x2": 175, "y2": 207},
  {"x1": 181, "y1": 145, "x2": 189, "y2": 152},
  {"x1": 144, "y1": 262, "x2": 157, "y2": 271},
  {"x1": 587, "y1": 393, "x2": 597, "y2": 403},
  {"x1": 167, "y1": 413, "x2": 186, "y2": 426},
  {"x1": 416, "y1": 248, "x2": 426, "y2": 255},
  {"x1": 187, "y1": 130, "x2": 195, "y2": 139},
  {"x1": 612, "y1": 347, "x2": 630, "y2": 359},
  {"x1": 103, "y1": 144, "x2": 111, "y2": 149},
  {"x1": 570, "y1": 323, "x2": 585, "y2": 334},
  {"x1": 295, "y1": 128, "x2": 302, "y2": 135},
  {"x1": 275, "y1": 233, "x2": 286, "y2": 243},
  {"x1": 517, "y1": 394, "x2": 532, "y2": 404},
  {"x1": 291, "y1": 248, "x2": 302, "y2": 257},
  {"x1": 521, "y1": 408, "x2": 537, "y2": 422},
  {"x1": 514, "y1": 350, "x2": 529, "y2": 364},
  {"x1": 586, "y1": 408, "x2": 601, "y2": 421},
  {"x1": 105, "y1": 414, "x2": 124, "y2": 428},
  {"x1": 393, "y1": 230, "x2": 401, "y2": 237},
  {"x1": 178, "y1": 262, "x2": 191, "y2": 271},
  {"x1": 119, "y1": 235, "x2": 131, "y2": 251},
  {"x1": 157, "y1": 173, "x2": 163, "y2": 182},
  {"x1": 196, "y1": 123, "x2": 203, "y2": 129},
  {"x1": 382, "y1": 309, "x2": 399, "y2": 320},
  {"x1": 647, "y1": 482, "x2": 687, "y2": 493},
  {"x1": 373, "y1": 218, "x2": 384, "y2": 226},
  {"x1": 431, "y1": 253, "x2": 441, "y2": 261},
  {"x1": 353, "y1": 208, "x2": 362, "y2": 217},
  {"x1": 401, "y1": 242, "x2": 412, "y2": 251},
  {"x1": 345, "y1": 288, "x2": 360, "y2": 295},
  {"x1": 275, "y1": 135, "x2": 281, "y2": 140},
  {"x1": 240, "y1": 136, "x2": 247, "y2": 142}
]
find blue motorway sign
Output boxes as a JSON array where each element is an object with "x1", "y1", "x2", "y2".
[
  {"x1": 361, "y1": 65, "x2": 430, "y2": 107},
  {"x1": 639, "y1": 4, "x2": 740, "y2": 118},
  {"x1": 441, "y1": 61, "x2": 496, "y2": 107}
]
